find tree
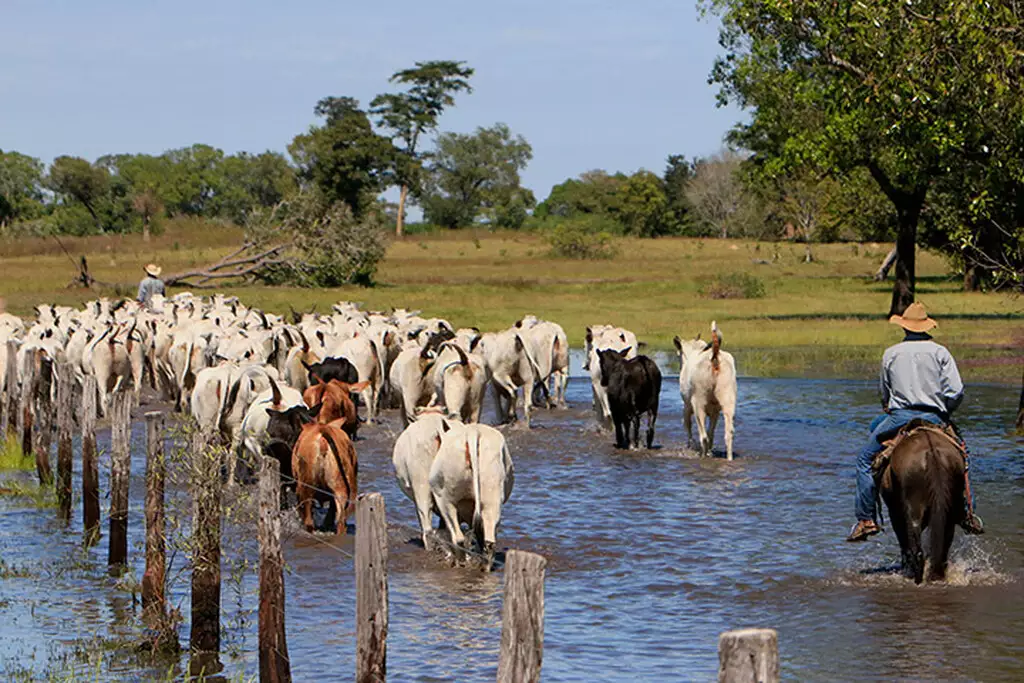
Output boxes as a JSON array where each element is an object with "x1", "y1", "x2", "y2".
[
  {"x1": 664, "y1": 155, "x2": 695, "y2": 232},
  {"x1": 685, "y1": 150, "x2": 749, "y2": 238},
  {"x1": 0, "y1": 150, "x2": 45, "y2": 228},
  {"x1": 132, "y1": 189, "x2": 163, "y2": 241},
  {"x1": 48, "y1": 156, "x2": 110, "y2": 229},
  {"x1": 769, "y1": 172, "x2": 841, "y2": 261},
  {"x1": 219, "y1": 151, "x2": 297, "y2": 223},
  {"x1": 704, "y1": 0, "x2": 1024, "y2": 314},
  {"x1": 161, "y1": 144, "x2": 226, "y2": 217},
  {"x1": 289, "y1": 97, "x2": 396, "y2": 218},
  {"x1": 420, "y1": 123, "x2": 534, "y2": 229},
  {"x1": 535, "y1": 171, "x2": 628, "y2": 221},
  {"x1": 371, "y1": 60, "x2": 474, "y2": 236},
  {"x1": 616, "y1": 171, "x2": 673, "y2": 237}
]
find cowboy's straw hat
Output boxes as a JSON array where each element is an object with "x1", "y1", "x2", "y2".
[
  {"x1": 889, "y1": 302, "x2": 937, "y2": 333},
  {"x1": 144, "y1": 263, "x2": 162, "y2": 278}
]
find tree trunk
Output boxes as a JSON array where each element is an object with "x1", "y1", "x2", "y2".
[
  {"x1": 803, "y1": 244, "x2": 814, "y2": 263},
  {"x1": 395, "y1": 184, "x2": 408, "y2": 238},
  {"x1": 888, "y1": 195, "x2": 924, "y2": 317},
  {"x1": 963, "y1": 263, "x2": 987, "y2": 292},
  {"x1": 143, "y1": 215, "x2": 151, "y2": 242},
  {"x1": 874, "y1": 246, "x2": 898, "y2": 281}
]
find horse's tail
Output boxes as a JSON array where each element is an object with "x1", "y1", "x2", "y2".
[{"x1": 927, "y1": 434, "x2": 964, "y2": 581}]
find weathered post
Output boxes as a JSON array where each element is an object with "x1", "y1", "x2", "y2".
[
  {"x1": 190, "y1": 429, "x2": 221, "y2": 657},
  {"x1": 356, "y1": 492, "x2": 388, "y2": 683},
  {"x1": 56, "y1": 362, "x2": 75, "y2": 521},
  {"x1": 497, "y1": 550, "x2": 547, "y2": 683},
  {"x1": 33, "y1": 355, "x2": 54, "y2": 486},
  {"x1": 718, "y1": 629, "x2": 780, "y2": 683},
  {"x1": 80, "y1": 375, "x2": 100, "y2": 545},
  {"x1": 18, "y1": 351, "x2": 35, "y2": 467},
  {"x1": 107, "y1": 389, "x2": 132, "y2": 571},
  {"x1": 259, "y1": 456, "x2": 291, "y2": 683},
  {"x1": 3, "y1": 340, "x2": 19, "y2": 439},
  {"x1": 142, "y1": 411, "x2": 166, "y2": 622}
]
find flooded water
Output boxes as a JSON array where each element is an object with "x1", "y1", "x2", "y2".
[{"x1": 1, "y1": 359, "x2": 1022, "y2": 681}]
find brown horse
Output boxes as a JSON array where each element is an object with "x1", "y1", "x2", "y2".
[{"x1": 879, "y1": 426, "x2": 965, "y2": 584}]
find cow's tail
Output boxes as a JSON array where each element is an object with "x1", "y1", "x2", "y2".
[
  {"x1": 323, "y1": 429, "x2": 353, "y2": 507},
  {"x1": 469, "y1": 429, "x2": 484, "y2": 544},
  {"x1": 711, "y1": 321, "x2": 721, "y2": 374}
]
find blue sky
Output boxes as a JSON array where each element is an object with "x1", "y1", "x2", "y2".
[{"x1": 1, "y1": 0, "x2": 741, "y2": 203}]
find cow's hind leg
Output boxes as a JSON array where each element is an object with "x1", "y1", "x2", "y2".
[
  {"x1": 723, "y1": 406, "x2": 735, "y2": 461},
  {"x1": 297, "y1": 485, "x2": 315, "y2": 533},
  {"x1": 646, "y1": 408, "x2": 657, "y2": 449},
  {"x1": 435, "y1": 498, "x2": 465, "y2": 563},
  {"x1": 682, "y1": 401, "x2": 694, "y2": 449},
  {"x1": 707, "y1": 408, "x2": 720, "y2": 455},
  {"x1": 693, "y1": 403, "x2": 710, "y2": 457},
  {"x1": 631, "y1": 414, "x2": 641, "y2": 450}
]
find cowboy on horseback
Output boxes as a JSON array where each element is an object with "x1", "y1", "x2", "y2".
[{"x1": 847, "y1": 302, "x2": 984, "y2": 542}]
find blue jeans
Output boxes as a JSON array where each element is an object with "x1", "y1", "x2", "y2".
[{"x1": 855, "y1": 409, "x2": 945, "y2": 522}]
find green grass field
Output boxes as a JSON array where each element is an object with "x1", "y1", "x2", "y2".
[{"x1": 1, "y1": 220, "x2": 1020, "y2": 382}]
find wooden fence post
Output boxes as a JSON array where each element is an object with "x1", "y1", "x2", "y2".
[
  {"x1": 56, "y1": 362, "x2": 75, "y2": 521},
  {"x1": 81, "y1": 375, "x2": 100, "y2": 545},
  {"x1": 356, "y1": 492, "x2": 388, "y2": 683},
  {"x1": 718, "y1": 628, "x2": 779, "y2": 683},
  {"x1": 142, "y1": 411, "x2": 166, "y2": 622},
  {"x1": 107, "y1": 389, "x2": 132, "y2": 571},
  {"x1": 497, "y1": 550, "x2": 547, "y2": 683},
  {"x1": 33, "y1": 355, "x2": 54, "y2": 486},
  {"x1": 190, "y1": 429, "x2": 221, "y2": 656},
  {"x1": 259, "y1": 456, "x2": 291, "y2": 683},
  {"x1": 4, "y1": 340, "x2": 19, "y2": 439},
  {"x1": 18, "y1": 351, "x2": 35, "y2": 467}
]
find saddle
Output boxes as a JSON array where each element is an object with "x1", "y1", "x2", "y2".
[{"x1": 870, "y1": 419, "x2": 967, "y2": 476}]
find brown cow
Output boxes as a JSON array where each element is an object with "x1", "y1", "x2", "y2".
[
  {"x1": 291, "y1": 422, "x2": 358, "y2": 533},
  {"x1": 302, "y1": 379, "x2": 369, "y2": 438}
]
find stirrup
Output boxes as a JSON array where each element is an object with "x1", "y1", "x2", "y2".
[
  {"x1": 846, "y1": 520, "x2": 881, "y2": 542},
  {"x1": 961, "y1": 513, "x2": 985, "y2": 535}
]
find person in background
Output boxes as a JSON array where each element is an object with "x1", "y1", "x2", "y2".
[
  {"x1": 137, "y1": 263, "x2": 165, "y2": 309},
  {"x1": 846, "y1": 301, "x2": 984, "y2": 542}
]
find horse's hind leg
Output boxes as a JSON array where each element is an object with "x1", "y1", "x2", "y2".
[{"x1": 904, "y1": 514, "x2": 925, "y2": 584}]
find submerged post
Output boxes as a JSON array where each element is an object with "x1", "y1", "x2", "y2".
[
  {"x1": 18, "y1": 351, "x2": 35, "y2": 469},
  {"x1": 258, "y1": 456, "x2": 291, "y2": 683},
  {"x1": 1, "y1": 340, "x2": 17, "y2": 436},
  {"x1": 142, "y1": 411, "x2": 166, "y2": 621},
  {"x1": 56, "y1": 362, "x2": 75, "y2": 521},
  {"x1": 497, "y1": 550, "x2": 547, "y2": 683},
  {"x1": 718, "y1": 628, "x2": 779, "y2": 683},
  {"x1": 80, "y1": 375, "x2": 100, "y2": 545},
  {"x1": 190, "y1": 429, "x2": 221, "y2": 656},
  {"x1": 33, "y1": 355, "x2": 54, "y2": 486},
  {"x1": 356, "y1": 492, "x2": 388, "y2": 683},
  {"x1": 107, "y1": 389, "x2": 132, "y2": 571}
]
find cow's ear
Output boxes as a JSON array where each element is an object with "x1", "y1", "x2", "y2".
[
  {"x1": 673, "y1": 336, "x2": 683, "y2": 353},
  {"x1": 266, "y1": 408, "x2": 282, "y2": 418},
  {"x1": 441, "y1": 419, "x2": 451, "y2": 433},
  {"x1": 514, "y1": 319, "x2": 522, "y2": 328},
  {"x1": 637, "y1": 341, "x2": 648, "y2": 350},
  {"x1": 469, "y1": 336, "x2": 481, "y2": 353},
  {"x1": 585, "y1": 327, "x2": 593, "y2": 343},
  {"x1": 619, "y1": 347, "x2": 632, "y2": 358},
  {"x1": 309, "y1": 403, "x2": 323, "y2": 418}
]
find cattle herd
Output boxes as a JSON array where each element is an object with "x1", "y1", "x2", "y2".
[{"x1": 0, "y1": 292, "x2": 738, "y2": 569}]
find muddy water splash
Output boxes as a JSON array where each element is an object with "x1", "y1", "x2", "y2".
[{"x1": 0, "y1": 373, "x2": 1021, "y2": 681}]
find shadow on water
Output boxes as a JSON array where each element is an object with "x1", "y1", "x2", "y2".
[{"x1": 0, "y1": 375, "x2": 1021, "y2": 681}]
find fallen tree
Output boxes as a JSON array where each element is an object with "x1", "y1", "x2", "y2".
[{"x1": 164, "y1": 192, "x2": 388, "y2": 289}]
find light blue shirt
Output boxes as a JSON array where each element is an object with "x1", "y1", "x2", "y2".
[
  {"x1": 136, "y1": 276, "x2": 165, "y2": 306},
  {"x1": 880, "y1": 336, "x2": 964, "y2": 417}
]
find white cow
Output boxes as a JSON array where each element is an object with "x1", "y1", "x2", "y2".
[
  {"x1": 478, "y1": 329, "x2": 542, "y2": 428},
  {"x1": 236, "y1": 377, "x2": 305, "y2": 483},
  {"x1": 429, "y1": 422, "x2": 514, "y2": 569},
  {"x1": 329, "y1": 334, "x2": 382, "y2": 421},
  {"x1": 674, "y1": 321, "x2": 738, "y2": 460},
  {"x1": 432, "y1": 342, "x2": 489, "y2": 423},
  {"x1": 516, "y1": 316, "x2": 570, "y2": 408},
  {"x1": 391, "y1": 411, "x2": 451, "y2": 549},
  {"x1": 585, "y1": 325, "x2": 640, "y2": 429},
  {"x1": 390, "y1": 343, "x2": 438, "y2": 427}
]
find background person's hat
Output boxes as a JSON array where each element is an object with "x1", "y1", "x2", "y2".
[
  {"x1": 144, "y1": 263, "x2": 162, "y2": 278},
  {"x1": 888, "y1": 302, "x2": 937, "y2": 332}
]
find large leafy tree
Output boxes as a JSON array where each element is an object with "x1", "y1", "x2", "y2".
[
  {"x1": 664, "y1": 155, "x2": 696, "y2": 232},
  {"x1": 703, "y1": 0, "x2": 1024, "y2": 314},
  {"x1": 420, "y1": 123, "x2": 534, "y2": 229},
  {"x1": 371, "y1": 60, "x2": 474, "y2": 236},
  {"x1": 289, "y1": 97, "x2": 396, "y2": 218},
  {"x1": 219, "y1": 151, "x2": 297, "y2": 223},
  {"x1": 535, "y1": 171, "x2": 629, "y2": 221},
  {"x1": 48, "y1": 156, "x2": 110, "y2": 229},
  {"x1": 616, "y1": 170, "x2": 673, "y2": 237},
  {"x1": 0, "y1": 150, "x2": 45, "y2": 227}
]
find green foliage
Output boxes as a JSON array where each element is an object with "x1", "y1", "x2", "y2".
[
  {"x1": 48, "y1": 156, "x2": 109, "y2": 229},
  {"x1": 664, "y1": 154, "x2": 696, "y2": 232},
  {"x1": 617, "y1": 170, "x2": 674, "y2": 237},
  {"x1": 535, "y1": 170, "x2": 628, "y2": 220},
  {"x1": 245, "y1": 190, "x2": 389, "y2": 287},
  {"x1": 698, "y1": 272, "x2": 766, "y2": 299},
  {"x1": 546, "y1": 216, "x2": 619, "y2": 259},
  {"x1": 0, "y1": 150, "x2": 45, "y2": 226},
  {"x1": 0, "y1": 433, "x2": 32, "y2": 471},
  {"x1": 420, "y1": 123, "x2": 534, "y2": 229},
  {"x1": 289, "y1": 97, "x2": 396, "y2": 218}
]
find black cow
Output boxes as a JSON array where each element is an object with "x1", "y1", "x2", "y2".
[
  {"x1": 265, "y1": 403, "x2": 321, "y2": 506},
  {"x1": 303, "y1": 357, "x2": 359, "y2": 386},
  {"x1": 597, "y1": 348, "x2": 661, "y2": 449}
]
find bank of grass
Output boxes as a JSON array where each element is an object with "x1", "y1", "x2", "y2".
[
  {"x1": 0, "y1": 433, "x2": 33, "y2": 471},
  {"x1": 0, "y1": 221, "x2": 1020, "y2": 382}
]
